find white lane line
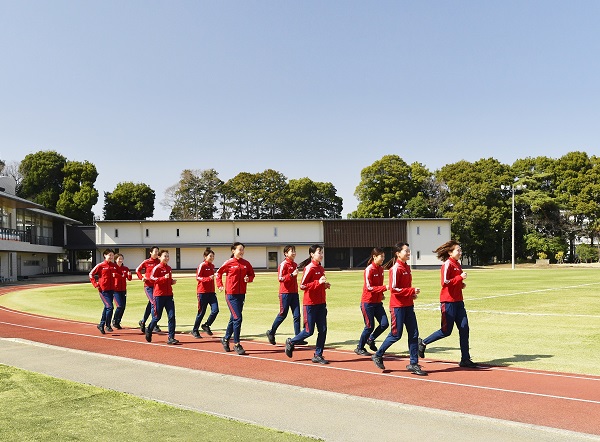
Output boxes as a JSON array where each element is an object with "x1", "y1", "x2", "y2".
[
  {"x1": 2, "y1": 306, "x2": 599, "y2": 381},
  {"x1": 2, "y1": 320, "x2": 599, "y2": 406}
]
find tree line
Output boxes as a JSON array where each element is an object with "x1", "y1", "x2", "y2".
[
  {"x1": 6, "y1": 149, "x2": 600, "y2": 264},
  {"x1": 160, "y1": 168, "x2": 342, "y2": 220},
  {"x1": 350, "y1": 152, "x2": 600, "y2": 264}
]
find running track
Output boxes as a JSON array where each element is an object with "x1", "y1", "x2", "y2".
[{"x1": 1, "y1": 283, "x2": 599, "y2": 437}]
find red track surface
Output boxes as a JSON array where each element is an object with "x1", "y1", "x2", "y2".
[{"x1": 1, "y1": 283, "x2": 599, "y2": 436}]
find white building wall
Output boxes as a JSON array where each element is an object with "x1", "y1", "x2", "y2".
[
  {"x1": 96, "y1": 220, "x2": 322, "y2": 247},
  {"x1": 179, "y1": 246, "x2": 232, "y2": 269},
  {"x1": 16, "y1": 252, "x2": 43, "y2": 278},
  {"x1": 95, "y1": 219, "x2": 450, "y2": 270},
  {"x1": 119, "y1": 249, "x2": 147, "y2": 271},
  {"x1": 232, "y1": 221, "x2": 322, "y2": 245},
  {"x1": 406, "y1": 219, "x2": 451, "y2": 267}
]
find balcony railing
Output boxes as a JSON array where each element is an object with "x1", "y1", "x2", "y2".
[
  {"x1": 0, "y1": 228, "x2": 24, "y2": 241},
  {"x1": 0, "y1": 229, "x2": 54, "y2": 246}
]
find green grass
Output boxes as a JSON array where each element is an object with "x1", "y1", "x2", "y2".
[
  {"x1": 2, "y1": 267, "x2": 600, "y2": 375},
  {"x1": 0, "y1": 365, "x2": 311, "y2": 442}
]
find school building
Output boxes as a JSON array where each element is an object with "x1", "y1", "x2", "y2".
[
  {"x1": 0, "y1": 172, "x2": 452, "y2": 279},
  {"x1": 0, "y1": 176, "x2": 81, "y2": 281},
  {"x1": 93, "y1": 218, "x2": 451, "y2": 270}
]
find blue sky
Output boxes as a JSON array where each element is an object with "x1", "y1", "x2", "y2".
[{"x1": 2, "y1": 1, "x2": 599, "y2": 220}]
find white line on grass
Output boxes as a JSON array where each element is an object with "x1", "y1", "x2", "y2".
[
  {"x1": 465, "y1": 310, "x2": 600, "y2": 318},
  {"x1": 1, "y1": 320, "x2": 600, "y2": 406},
  {"x1": 417, "y1": 281, "x2": 600, "y2": 309}
]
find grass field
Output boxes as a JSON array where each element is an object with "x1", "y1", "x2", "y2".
[
  {"x1": 0, "y1": 365, "x2": 310, "y2": 441},
  {"x1": 3, "y1": 266, "x2": 599, "y2": 375}
]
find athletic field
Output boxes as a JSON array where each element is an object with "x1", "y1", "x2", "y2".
[{"x1": 3, "y1": 265, "x2": 598, "y2": 376}]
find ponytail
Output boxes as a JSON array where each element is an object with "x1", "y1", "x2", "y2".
[{"x1": 434, "y1": 240, "x2": 459, "y2": 261}]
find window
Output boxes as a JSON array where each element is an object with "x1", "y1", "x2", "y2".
[
  {"x1": 417, "y1": 251, "x2": 421, "y2": 260},
  {"x1": 0, "y1": 205, "x2": 9, "y2": 228},
  {"x1": 145, "y1": 229, "x2": 149, "y2": 237},
  {"x1": 437, "y1": 226, "x2": 441, "y2": 235},
  {"x1": 23, "y1": 260, "x2": 41, "y2": 266},
  {"x1": 236, "y1": 228, "x2": 240, "y2": 236},
  {"x1": 206, "y1": 228, "x2": 210, "y2": 237},
  {"x1": 176, "y1": 228, "x2": 180, "y2": 237},
  {"x1": 416, "y1": 226, "x2": 420, "y2": 235},
  {"x1": 274, "y1": 227, "x2": 278, "y2": 237},
  {"x1": 268, "y1": 251, "x2": 278, "y2": 265},
  {"x1": 115, "y1": 229, "x2": 119, "y2": 238}
]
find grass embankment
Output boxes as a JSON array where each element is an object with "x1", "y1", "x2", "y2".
[{"x1": 0, "y1": 365, "x2": 311, "y2": 441}]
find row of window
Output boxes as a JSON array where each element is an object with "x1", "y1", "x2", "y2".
[
  {"x1": 115, "y1": 227, "x2": 249, "y2": 238},
  {"x1": 416, "y1": 226, "x2": 443, "y2": 235},
  {"x1": 22, "y1": 260, "x2": 41, "y2": 266},
  {"x1": 114, "y1": 226, "x2": 442, "y2": 239}
]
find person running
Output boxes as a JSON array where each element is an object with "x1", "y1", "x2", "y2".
[
  {"x1": 371, "y1": 242, "x2": 427, "y2": 375},
  {"x1": 145, "y1": 249, "x2": 179, "y2": 345},
  {"x1": 266, "y1": 245, "x2": 302, "y2": 346},
  {"x1": 89, "y1": 248, "x2": 117, "y2": 334},
  {"x1": 285, "y1": 244, "x2": 331, "y2": 364},
  {"x1": 136, "y1": 246, "x2": 162, "y2": 333},
  {"x1": 217, "y1": 242, "x2": 255, "y2": 355},
  {"x1": 191, "y1": 248, "x2": 219, "y2": 338},
  {"x1": 112, "y1": 253, "x2": 132, "y2": 329},
  {"x1": 418, "y1": 240, "x2": 477, "y2": 368},
  {"x1": 355, "y1": 247, "x2": 388, "y2": 356}
]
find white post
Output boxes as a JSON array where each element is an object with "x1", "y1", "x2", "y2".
[{"x1": 511, "y1": 186, "x2": 515, "y2": 270}]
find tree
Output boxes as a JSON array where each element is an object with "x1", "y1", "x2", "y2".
[
  {"x1": 18, "y1": 151, "x2": 67, "y2": 210},
  {"x1": 104, "y1": 182, "x2": 155, "y2": 220},
  {"x1": 553, "y1": 152, "x2": 600, "y2": 256},
  {"x1": 352, "y1": 155, "x2": 431, "y2": 218},
  {"x1": 287, "y1": 178, "x2": 343, "y2": 219},
  {"x1": 2, "y1": 160, "x2": 23, "y2": 190},
  {"x1": 255, "y1": 169, "x2": 289, "y2": 219},
  {"x1": 56, "y1": 161, "x2": 99, "y2": 224},
  {"x1": 221, "y1": 172, "x2": 265, "y2": 219},
  {"x1": 575, "y1": 243, "x2": 598, "y2": 263},
  {"x1": 525, "y1": 232, "x2": 566, "y2": 262},
  {"x1": 163, "y1": 169, "x2": 223, "y2": 220},
  {"x1": 218, "y1": 171, "x2": 342, "y2": 220},
  {"x1": 437, "y1": 158, "x2": 512, "y2": 264}
]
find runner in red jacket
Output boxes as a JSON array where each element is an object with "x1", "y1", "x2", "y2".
[
  {"x1": 419, "y1": 240, "x2": 477, "y2": 368},
  {"x1": 266, "y1": 245, "x2": 301, "y2": 345},
  {"x1": 191, "y1": 248, "x2": 219, "y2": 338},
  {"x1": 112, "y1": 253, "x2": 132, "y2": 329},
  {"x1": 136, "y1": 246, "x2": 161, "y2": 334},
  {"x1": 285, "y1": 244, "x2": 331, "y2": 364},
  {"x1": 145, "y1": 250, "x2": 178, "y2": 345},
  {"x1": 371, "y1": 243, "x2": 426, "y2": 375},
  {"x1": 217, "y1": 242, "x2": 255, "y2": 355},
  {"x1": 89, "y1": 249, "x2": 117, "y2": 334},
  {"x1": 355, "y1": 248, "x2": 388, "y2": 356}
]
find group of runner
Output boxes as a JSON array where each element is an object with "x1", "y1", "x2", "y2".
[{"x1": 89, "y1": 239, "x2": 476, "y2": 373}]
